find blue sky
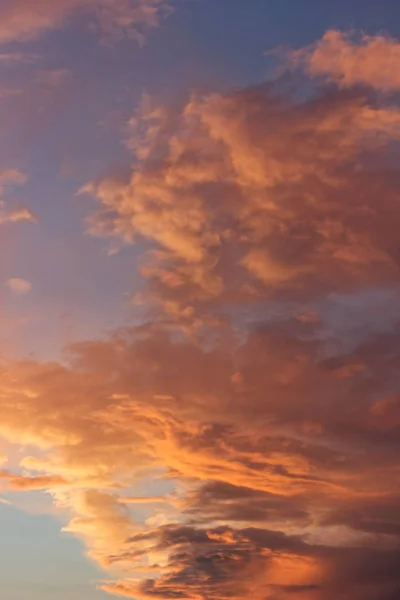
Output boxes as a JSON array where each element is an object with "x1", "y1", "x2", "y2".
[{"x1": 0, "y1": 505, "x2": 107, "y2": 599}]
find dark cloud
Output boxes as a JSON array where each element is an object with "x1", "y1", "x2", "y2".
[{"x1": 103, "y1": 523, "x2": 400, "y2": 600}]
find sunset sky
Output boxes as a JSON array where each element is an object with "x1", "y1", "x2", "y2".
[{"x1": 1, "y1": 1, "x2": 400, "y2": 599}]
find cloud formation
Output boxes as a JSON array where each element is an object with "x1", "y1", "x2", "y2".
[
  {"x1": 6, "y1": 278, "x2": 32, "y2": 295},
  {"x1": 1, "y1": 317, "x2": 400, "y2": 599},
  {"x1": 289, "y1": 30, "x2": 400, "y2": 92},
  {"x1": 0, "y1": 0, "x2": 171, "y2": 44},
  {"x1": 83, "y1": 41, "x2": 400, "y2": 325},
  {"x1": 1, "y1": 31, "x2": 400, "y2": 600}
]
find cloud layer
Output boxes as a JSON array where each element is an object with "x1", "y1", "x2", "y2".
[{"x1": 1, "y1": 31, "x2": 400, "y2": 600}]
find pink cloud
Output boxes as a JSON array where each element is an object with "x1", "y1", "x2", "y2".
[
  {"x1": 289, "y1": 30, "x2": 400, "y2": 91},
  {"x1": 6, "y1": 278, "x2": 32, "y2": 295},
  {"x1": 0, "y1": 0, "x2": 171, "y2": 44}
]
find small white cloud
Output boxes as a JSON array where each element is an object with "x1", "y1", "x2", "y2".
[{"x1": 6, "y1": 278, "x2": 32, "y2": 295}]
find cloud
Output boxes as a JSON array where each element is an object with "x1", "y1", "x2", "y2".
[
  {"x1": 0, "y1": 168, "x2": 27, "y2": 189},
  {"x1": 102, "y1": 525, "x2": 400, "y2": 600},
  {"x1": 0, "y1": 207, "x2": 36, "y2": 224},
  {"x1": 288, "y1": 30, "x2": 400, "y2": 92},
  {"x1": 1, "y1": 30, "x2": 400, "y2": 600},
  {"x1": 61, "y1": 489, "x2": 138, "y2": 564},
  {"x1": 83, "y1": 61, "x2": 400, "y2": 325},
  {"x1": 0, "y1": 470, "x2": 68, "y2": 490},
  {"x1": 0, "y1": 0, "x2": 172, "y2": 45},
  {"x1": 0, "y1": 169, "x2": 36, "y2": 225},
  {"x1": 1, "y1": 318, "x2": 400, "y2": 598},
  {"x1": 0, "y1": 52, "x2": 39, "y2": 66},
  {"x1": 6, "y1": 278, "x2": 32, "y2": 295}
]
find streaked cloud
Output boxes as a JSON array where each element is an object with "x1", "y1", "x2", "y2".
[
  {"x1": 0, "y1": 52, "x2": 39, "y2": 66},
  {"x1": 0, "y1": 471, "x2": 68, "y2": 490}
]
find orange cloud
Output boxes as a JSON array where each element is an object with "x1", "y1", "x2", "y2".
[
  {"x1": 6, "y1": 278, "x2": 32, "y2": 295},
  {"x1": 0, "y1": 169, "x2": 26, "y2": 188},
  {"x1": 289, "y1": 30, "x2": 400, "y2": 92},
  {"x1": 61, "y1": 489, "x2": 138, "y2": 566},
  {"x1": 0, "y1": 207, "x2": 36, "y2": 224},
  {"x1": 0, "y1": 317, "x2": 399, "y2": 598},
  {"x1": 0, "y1": 471, "x2": 69, "y2": 490},
  {"x1": 82, "y1": 63, "x2": 400, "y2": 329},
  {"x1": 1, "y1": 30, "x2": 400, "y2": 600}
]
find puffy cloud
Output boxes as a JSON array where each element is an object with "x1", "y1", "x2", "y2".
[
  {"x1": 6, "y1": 278, "x2": 32, "y2": 295},
  {"x1": 83, "y1": 70, "x2": 400, "y2": 326},
  {"x1": 61, "y1": 489, "x2": 138, "y2": 565},
  {"x1": 1, "y1": 30, "x2": 400, "y2": 600},
  {"x1": 0, "y1": 0, "x2": 171, "y2": 45},
  {"x1": 289, "y1": 30, "x2": 400, "y2": 92}
]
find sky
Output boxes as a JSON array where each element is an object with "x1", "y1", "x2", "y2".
[{"x1": 0, "y1": 1, "x2": 400, "y2": 599}]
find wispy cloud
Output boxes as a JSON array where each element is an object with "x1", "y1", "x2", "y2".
[
  {"x1": 0, "y1": 0, "x2": 172, "y2": 44},
  {"x1": 0, "y1": 52, "x2": 39, "y2": 65}
]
